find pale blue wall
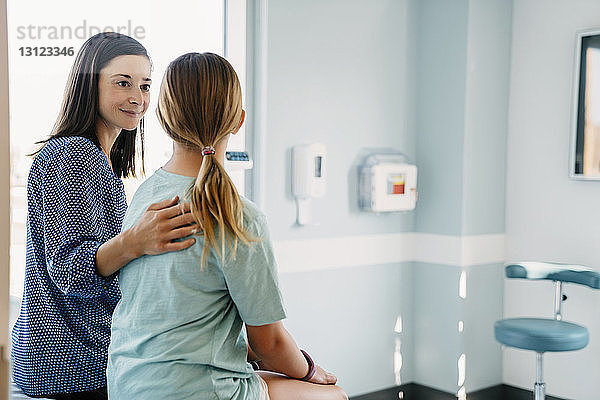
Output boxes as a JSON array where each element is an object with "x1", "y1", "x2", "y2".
[
  {"x1": 412, "y1": 262, "x2": 503, "y2": 393},
  {"x1": 264, "y1": 0, "x2": 417, "y2": 241},
  {"x1": 257, "y1": 0, "x2": 419, "y2": 396},
  {"x1": 414, "y1": 0, "x2": 469, "y2": 236},
  {"x1": 412, "y1": 262, "x2": 463, "y2": 392},
  {"x1": 461, "y1": 264, "x2": 504, "y2": 391},
  {"x1": 462, "y1": 0, "x2": 511, "y2": 235},
  {"x1": 414, "y1": 0, "x2": 510, "y2": 236},
  {"x1": 411, "y1": 0, "x2": 511, "y2": 394},
  {"x1": 256, "y1": 0, "x2": 511, "y2": 396},
  {"x1": 279, "y1": 263, "x2": 413, "y2": 396}
]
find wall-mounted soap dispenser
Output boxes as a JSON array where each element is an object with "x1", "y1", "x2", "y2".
[{"x1": 292, "y1": 143, "x2": 326, "y2": 225}]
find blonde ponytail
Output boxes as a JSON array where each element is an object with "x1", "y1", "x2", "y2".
[
  {"x1": 157, "y1": 52, "x2": 256, "y2": 268},
  {"x1": 189, "y1": 152, "x2": 255, "y2": 267}
]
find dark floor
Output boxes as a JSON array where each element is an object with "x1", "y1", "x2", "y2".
[
  {"x1": 350, "y1": 383, "x2": 568, "y2": 400},
  {"x1": 12, "y1": 380, "x2": 569, "y2": 400}
]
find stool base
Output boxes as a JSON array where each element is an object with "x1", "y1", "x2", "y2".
[
  {"x1": 535, "y1": 382, "x2": 546, "y2": 400},
  {"x1": 535, "y1": 352, "x2": 545, "y2": 400}
]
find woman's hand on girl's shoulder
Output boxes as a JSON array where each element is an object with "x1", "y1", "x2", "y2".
[{"x1": 128, "y1": 196, "x2": 198, "y2": 257}]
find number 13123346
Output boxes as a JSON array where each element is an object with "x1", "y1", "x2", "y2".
[{"x1": 19, "y1": 46, "x2": 75, "y2": 56}]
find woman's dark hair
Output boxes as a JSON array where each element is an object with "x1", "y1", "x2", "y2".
[{"x1": 31, "y1": 32, "x2": 150, "y2": 178}]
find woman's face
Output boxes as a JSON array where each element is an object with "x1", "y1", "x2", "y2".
[{"x1": 97, "y1": 54, "x2": 152, "y2": 132}]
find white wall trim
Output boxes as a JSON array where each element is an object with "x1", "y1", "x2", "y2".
[
  {"x1": 273, "y1": 233, "x2": 414, "y2": 274},
  {"x1": 249, "y1": 0, "x2": 269, "y2": 210},
  {"x1": 273, "y1": 233, "x2": 506, "y2": 273}
]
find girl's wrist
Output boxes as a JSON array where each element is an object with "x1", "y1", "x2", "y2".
[
  {"x1": 300, "y1": 350, "x2": 316, "y2": 381},
  {"x1": 249, "y1": 360, "x2": 261, "y2": 371}
]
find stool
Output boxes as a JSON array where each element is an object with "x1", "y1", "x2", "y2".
[{"x1": 494, "y1": 262, "x2": 600, "y2": 400}]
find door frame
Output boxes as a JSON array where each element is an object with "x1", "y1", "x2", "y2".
[{"x1": 1, "y1": 0, "x2": 12, "y2": 397}]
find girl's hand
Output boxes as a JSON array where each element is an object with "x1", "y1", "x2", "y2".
[
  {"x1": 308, "y1": 365, "x2": 338, "y2": 385},
  {"x1": 253, "y1": 359, "x2": 338, "y2": 385},
  {"x1": 128, "y1": 196, "x2": 198, "y2": 257}
]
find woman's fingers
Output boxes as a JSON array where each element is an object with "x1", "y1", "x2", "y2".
[
  {"x1": 146, "y1": 196, "x2": 179, "y2": 211},
  {"x1": 147, "y1": 197, "x2": 192, "y2": 219},
  {"x1": 160, "y1": 201, "x2": 193, "y2": 219},
  {"x1": 168, "y1": 212, "x2": 197, "y2": 230},
  {"x1": 167, "y1": 225, "x2": 198, "y2": 241},
  {"x1": 134, "y1": 198, "x2": 200, "y2": 256},
  {"x1": 163, "y1": 238, "x2": 196, "y2": 252}
]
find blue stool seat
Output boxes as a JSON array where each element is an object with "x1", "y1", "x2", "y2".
[{"x1": 495, "y1": 318, "x2": 589, "y2": 352}]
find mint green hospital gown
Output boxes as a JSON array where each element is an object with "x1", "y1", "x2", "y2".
[{"x1": 107, "y1": 168, "x2": 287, "y2": 400}]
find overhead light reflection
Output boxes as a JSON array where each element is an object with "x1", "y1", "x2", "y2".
[
  {"x1": 394, "y1": 337, "x2": 403, "y2": 385},
  {"x1": 459, "y1": 271, "x2": 467, "y2": 299},
  {"x1": 457, "y1": 353, "x2": 466, "y2": 386},
  {"x1": 394, "y1": 315, "x2": 403, "y2": 333}
]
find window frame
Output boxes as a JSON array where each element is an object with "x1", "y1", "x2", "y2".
[
  {"x1": 1, "y1": 0, "x2": 252, "y2": 394},
  {"x1": 1, "y1": 0, "x2": 12, "y2": 396}
]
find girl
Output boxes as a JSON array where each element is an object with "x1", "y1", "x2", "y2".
[
  {"x1": 11, "y1": 33, "x2": 197, "y2": 400},
  {"x1": 107, "y1": 52, "x2": 347, "y2": 400}
]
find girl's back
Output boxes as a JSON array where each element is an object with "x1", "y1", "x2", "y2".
[{"x1": 107, "y1": 168, "x2": 286, "y2": 400}]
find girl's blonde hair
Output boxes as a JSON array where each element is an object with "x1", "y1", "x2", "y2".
[{"x1": 157, "y1": 52, "x2": 254, "y2": 267}]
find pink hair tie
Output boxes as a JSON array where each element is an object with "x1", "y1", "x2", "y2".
[{"x1": 201, "y1": 146, "x2": 216, "y2": 156}]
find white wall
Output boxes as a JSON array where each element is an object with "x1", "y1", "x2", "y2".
[{"x1": 505, "y1": 1, "x2": 600, "y2": 399}]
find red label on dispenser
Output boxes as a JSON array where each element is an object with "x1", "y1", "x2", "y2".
[{"x1": 388, "y1": 174, "x2": 406, "y2": 195}]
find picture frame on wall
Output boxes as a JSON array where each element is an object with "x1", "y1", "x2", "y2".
[{"x1": 570, "y1": 28, "x2": 600, "y2": 180}]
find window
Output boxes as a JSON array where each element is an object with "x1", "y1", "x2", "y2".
[{"x1": 7, "y1": 0, "x2": 247, "y2": 315}]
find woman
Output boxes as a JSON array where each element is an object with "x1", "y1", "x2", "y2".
[
  {"x1": 107, "y1": 52, "x2": 347, "y2": 400},
  {"x1": 11, "y1": 33, "x2": 197, "y2": 400}
]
